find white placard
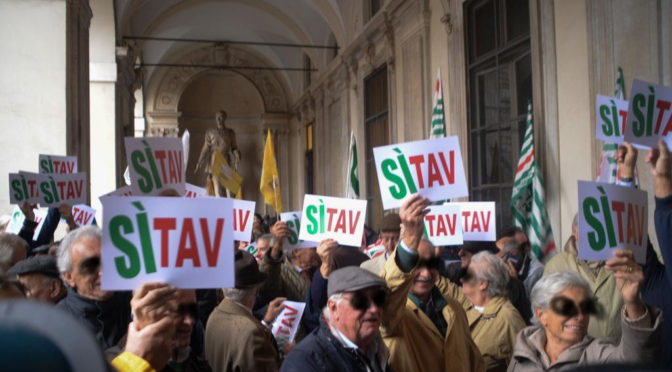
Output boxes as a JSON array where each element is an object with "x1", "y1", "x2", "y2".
[
  {"x1": 271, "y1": 301, "x2": 306, "y2": 346},
  {"x1": 423, "y1": 205, "x2": 463, "y2": 246},
  {"x1": 623, "y1": 79, "x2": 672, "y2": 149},
  {"x1": 101, "y1": 196, "x2": 234, "y2": 290},
  {"x1": 280, "y1": 211, "x2": 317, "y2": 249},
  {"x1": 578, "y1": 181, "x2": 647, "y2": 263},
  {"x1": 373, "y1": 136, "x2": 468, "y2": 210},
  {"x1": 38, "y1": 155, "x2": 78, "y2": 174},
  {"x1": 596, "y1": 95, "x2": 629, "y2": 144},
  {"x1": 298, "y1": 195, "x2": 367, "y2": 247},
  {"x1": 5, "y1": 206, "x2": 48, "y2": 240},
  {"x1": 232, "y1": 199, "x2": 255, "y2": 242},
  {"x1": 184, "y1": 183, "x2": 206, "y2": 198},
  {"x1": 72, "y1": 204, "x2": 96, "y2": 226},
  {"x1": 125, "y1": 137, "x2": 185, "y2": 196},
  {"x1": 13, "y1": 172, "x2": 87, "y2": 207},
  {"x1": 445, "y1": 201, "x2": 496, "y2": 241},
  {"x1": 8, "y1": 173, "x2": 41, "y2": 204}
]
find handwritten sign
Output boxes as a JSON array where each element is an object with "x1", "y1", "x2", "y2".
[
  {"x1": 72, "y1": 204, "x2": 96, "y2": 226},
  {"x1": 423, "y1": 205, "x2": 463, "y2": 246},
  {"x1": 578, "y1": 181, "x2": 647, "y2": 263},
  {"x1": 280, "y1": 211, "x2": 316, "y2": 249},
  {"x1": 38, "y1": 155, "x2": 77, "y2": 174},
  {"x1": 125, "y1": 137, "x2": 185, "y2": 196},
  {"x1": 101, "y1": 196, "x2": 234, "y2": 290},
  {"x1": 445, "y1": 202, "x2": 496, "y2": 241},
  {"x1": 373, "y1": 136, "x2": 468, "y2": 210},
  {"x1": 298, "y1": 195, "x2": 367, "y2": 247},
  {"x1": 271, "y1": 301, "x2": 306, "y2": 347},
  {"x1": 596, "y1": 95, "x2": 628, "y2": 144},
  {"x1": 624, "y1": 79, "x2": 672, "y2": 148}
]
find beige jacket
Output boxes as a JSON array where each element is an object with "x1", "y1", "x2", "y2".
[{"x1": 360, "y1": 254, "x2": 387, "y2": 275}]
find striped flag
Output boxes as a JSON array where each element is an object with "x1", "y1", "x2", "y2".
[
  {"x1": 511, "y1": 100, "x2": 556, "y2": 262},
  {"x1": 430, "y1": 69, "x2": 446, "y2": 139},
  {"x1": 596, "y1": 67, "x2": 628, "y2": 184},
  {"x1": 346, "y1": 131, "x2": 360, "y2": 198}
]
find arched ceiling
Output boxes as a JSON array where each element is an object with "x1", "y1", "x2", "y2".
[{"x1": 115, "y1": 0, "x2": 354, "y2": 102}]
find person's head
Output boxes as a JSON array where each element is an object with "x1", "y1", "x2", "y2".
[
  {"x1": 496, "y1": 237, "x2": 524, "y2": 271},
  {"x1": 255, "y1": 234, "x2": 274, "y2": 262},
  {"x1": 7, "y1": 255, "x2": 65, "y2": 303},
  {"x1": 174, "y1": 290, "x2": 197, "y2": 349},
  {"x1": 57, "y1": 226, "x2": 111, "y2": 301},
  {"x1": 0, "y1": 275, "x2": 25, "y2": 299},
  {"x1": 458, "y1": 241, "x2": 498, "y2": 268},
  {"x1": 500, "y1": 227, "x2": 530, "y2": 253},
  {"x1": 378, "y1": 213, "x2": 401, "y2": 254},
  {"x1": 461, "y1": 251, "x2": 509, "y2": 306},
  {"x1": 0, "y1": 234, "x2": 28, "y2": 274},
  {"x1": 224, "y1": 250, "x2": 267, "y2": 309},
  {"x1": 410, "y1": 239, "x2": 440, "y2": 302},
  {"x1": 325, "y1": 266, "x2": 387, "y2": 350},
  {"x1": 291, "y1": 247, "x2": 319, "y2": 271},
  {"x1": 531, "y1": 271, "x2": 595, "y2": 348},
  {"x1": 254, "y1": 213, "x2": 263, "y2": 225},
  {"x1": 215, "y1": 110, "x2": 227, "y2": 129}
]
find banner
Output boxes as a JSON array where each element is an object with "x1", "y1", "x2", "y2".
[
  {"x1": 38, "y1": 155, "x2": 77, "y2": 174},
  {"x1": 280, "y1": 211, "x2": 316, "y2": 249},
  {"x1": 423, "y1": 205, "x2": 463, "y2": 246},
  {"x1": 578, "y1": 181, "x2": 647, "y2": 263},
  {"x1": 100, "y1": 196, "x2": 234, "y2": 290},
  {"x1": 623, "y1": 79, "x2": 672, "y2": 148},
  {"x1": 125, "y1": 137, "x2": 185, "y2": 196},
  {"x1": 271, "y1": 301, "x2": 305, "y2": 347},
  {"x1": 298, "y1": 195, "x2": 367, "y2": 247},
  {"x1": 72, "y1": 204, "x2": 96, "y2": 226},
  {"x1": 596, "y1": 95, "x2": 628, "y2": 144},
  {"x1": 373, "y1": 136, "x2": 468, "y2": 210},
  {"x1": 445, "y1": 201, "x2": 496, "y2": 241}
]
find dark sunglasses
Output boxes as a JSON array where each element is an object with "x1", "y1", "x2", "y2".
[
  {"x1": 550, "y1": 296, "x2": 598, "y2": 318},
  {"x1": 418, "y1": 257, "x2": 441, "y2": 270},
  {"x1": 349, "y1": 289, "x2": 387, "y2": 311},
  {"x1": 176, "y1": 303, "x2": 199, "y2": 319},
  {"x1": 79, "y1": 256, "x2": 101, "y2": 275}
]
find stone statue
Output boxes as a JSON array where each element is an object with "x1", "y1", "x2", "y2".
[{"x1": 195, "y1": 110, "x2": 241, "y2": 197}]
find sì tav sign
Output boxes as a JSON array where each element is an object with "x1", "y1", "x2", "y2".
[
  {"x1": 624, "y1": 79, "x2": 672, "y2": 149},
  {"x1": 423, "y1": 204, "x2": 463, "y2": 246},
  {"x1": 281, "y1": 211, "x2": 317, "y2": 249},
  {"x1": 595, "y1": 95, "x2": 628, "y2": 144},
  {"x1": 9, "y1": 172, "x2": 87, "y2": 207},
  {"x1": 125, "y1": 137, "x2": 186, "y2": 196},
  {"x1": 444, "y1": 201, "x2": 496, "y2": 241},
  {"x1": 39, "y1": 154, "x2": 78, "y2": 174},
  {"x1": 298, "y1": 195, "x2": 367, "y2": 247}
]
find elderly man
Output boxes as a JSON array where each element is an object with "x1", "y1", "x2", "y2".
[
  {"x1": 496, "y1": 227, "x2": 544, "y2": 298},
  {"x1": 7, "y1": 255, "x2": 65, "y2": 303},
  {"x1": 56, "y1": 226, "x2": 132, "y2": 348},
  {"x1": 361, "y1": 213, "x2": 401, "y2": 274},
  {"x1": 0, "y1": 233, "x2": 28, "y2": 274},
  {"x1": 380, "y1": 194, "x2": 484, "y2": 372},
  {"x1": 206, "y1": 250, "x2": 284, "y2": 371},
  {"x1": 282, "y1": 266, "x2": 393, "y2": 371}
]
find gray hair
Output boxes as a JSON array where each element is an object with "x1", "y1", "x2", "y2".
[
  {"x1": 322, "y1": 292, "x2": 345, "y2": 319},
  {"x1": 221, "y1": 287, "x2": 256, "y2": 303},
  {"x1": 530, "y1": 271, "x2": 591, "y2": 324},
  {"x1": 470, "y1": 251, "x2": 509, "y2": 298},
  {"x1": 257, "y1": 234, "x2": 275, "y2": 246},
  {"x1": 500, "y1": 239, "x2": 520, "y2": 254},
  {"x1": 57, "y1": 226, "x2": 102, "y2": 273},
  {"x1": 0, "y1": 234, "x2": 28, "y2": 273}
]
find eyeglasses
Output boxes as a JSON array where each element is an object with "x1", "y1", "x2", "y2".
[
  {"x1": 348, "y1": 289, "x2": 387, "y2": 311},
  {"x1": 379, "y1": 234, "x2": 399, "y2": 244},
  {"x1": 176, "y1": 303, "x2": 199, "y2": 319},
  {"x1": 417, "y1": 257, "x2": 441, "y2": 270},
  {"x1": 549, "y1": 296, "x2": 598, "y2": 318},
  {"x1": 79, "y1": 256, "x2": 101, "y2": 275}
]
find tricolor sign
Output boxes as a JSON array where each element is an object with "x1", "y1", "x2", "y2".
[
  {"x1": 578, "y1": 181, "x2": 647, "y2": 263},
  {"x1": 373, "y1": 136, "x2": 468, "y2": 210},
  {"x1": 444, "y1": 202, "x2": 496, "y2": 241},
  {"x1": 271, "y1": 301, "x2": 306, "y2": 348},
  {"x1": 39, "y1": 155, "x2": 78, "y2": 174},
  {"x1": 9, "y1": 172, "x2": 87, "y2": 207},
  {"x1": 623, "y1": 79, "x2": 672, "y2": 149},
  {"x1": 101, "y1": 196, "x2": 234, "y2": 290},
  {"x1": 596, "y1": 95, "x2": 628, "y2": 144},
  {"x1": 280, "y1": 211, "x2": 316, "y2": 249},
  {"x1": 72, "y1": 204, "x2": 96, "y2": 226},
  {"x1": 125, "y1": 137, "x2": 185, "y2": 196},
  {"x1": 423, "y1": 205, "x2": 463, "y2": 246},
  {"x1": 298, "y1": 195, "x2": 367, "y2": 247}
]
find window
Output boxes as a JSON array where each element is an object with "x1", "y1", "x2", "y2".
[
  {"x1": 465, "y1": 0, "x2": 531, "y2": 233},
  {"x1": 364, "y1": 65, "x2": 389, "y2": 229},
  {"x1": 305, "y1": 122, "x2": 314, "y2": 194}
]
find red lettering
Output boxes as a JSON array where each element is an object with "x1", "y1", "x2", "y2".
[
  {"x1": 81, "y1": 211, "x2": 93, "y2": 225},
  {"x1": 73, "y1": 207, "x2": 83, "y2": 224},
  {"x1": 438, "y1": 151, "x2": 455, "y2": 184},
  {"x1": 471, "y1": 211, "x2": 481, "y2": 232},
  {"x1": 481, "y1": 211, "x2": 491, "y2": 233},
  {"x1": 66, "y1": 182, "x2": 76, "y2": 199},
  {"x1": 53, "y1": 161, "x2": 63, "y2": 173},
  {"x1": 409, "y1": 155, "x2": 425, "y2": 188},
  {"x1": 75, "y1": 180, "x2": 83, "y2": 198},
  {"x1": 662, "y1": 114, "x2": 672, "y2": 137},
  {"x1": 334, "y1": 210, "x2": 347, "y2": 233},
  {"x1": 27, "y1": 180, "x2": 37, "y2": 197},
  {"x1": 348, "y1": 210, "x2": 361, "y2": 234},
  {"x1": 200, "y1": 218, "x2": 224, "y2": 267},
  {"x1": 626, "y1": 204, "x2": 636, "y2": 245},
  {"x1": 277, "y1": 326, "x2": 290, "y2": 335},
  {"x1": 326, "y1": 208, "x2": 338, "y2": 231},
  {"x1": 655, "y1": 100, "x2": 671, "y2": 134},
  {"x1": 426, "y1": 153, "x2": 444, "y2": 187},
  {"x1": 436, "y1": 215, "x2": 447, "y2": 236},
  {"x1": 281, "y1": 316, "x2": 295, "y2": 328},
  {"x1": 154, "y1": 150, "x2": 168, "y2": 183},
  {"x1": 154, "y1": 218, "x2": 176, "y2": 267},
  {"x1": 168, "y1": 151, "x2": 183, "y2": 183},
  {"x1": 176, "y1": 219, "x2": 201, "y2": 267},
  {"x1": 66, "y1": 162, "x2": 75, "y2": 173},
  {"x1": 611, "y1": 201, "x2": 625, "y2": 243},
  {"x1": 238, "y1": 210, "x2": 250, "y2": 232},
  {"x1": 461, "y1": 211, "x2": 471, "y2": 232},
  {"x1": 446, "y1": 213, "x2": 457, "y2": 235},
  {"x1": 425, "y1": 214, "x2": 436, "y2": 235},
  {"x1": 284, "y1": 305, "x2": 298, "y2": 317},
  {"x1": 57, "y1": 181, "x2": 66, "y2": 198},
  {"x1": 619, "y1": 110, "x2": 628, "y2": 134}
]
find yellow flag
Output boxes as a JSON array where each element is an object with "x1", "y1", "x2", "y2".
[
  {"x1": 260, "y1": 130, "x2": 282, "y2": 213},
  {"x1": 212, "y1": 151, "x2": 242, "y2": 194}
]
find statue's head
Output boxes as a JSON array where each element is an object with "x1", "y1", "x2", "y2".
[{"x1": 215, "y1": 111, "x2": 227, "y2": 129}]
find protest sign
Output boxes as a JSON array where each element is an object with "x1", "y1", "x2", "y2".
[
  {"x1": 5, "y1": 205, "x2": 47, "y2": 240},
  {"x1": 271, "y1": 301, "x2": 305, "y2": 347},
  {"x1": 578, "y1": 181, "x2": 647, "y2": 263},
  {"x1": 12, "y1": 172, "x2": 87, "y2": 207},
  {"x1": 423, "y1": 205, "x2": 463, "y2": 246},
  {"x1": 373, "y1": 136, "x2": 468, "y2": 210},
  {"x1": 445, "y1": 201, "x2": 496, "y2": 241},
  {"x1": 243, "y1": 242, "x2": 257, "y2": 255},
  {"x1": 280, "y1": 211, "x2": 316, "y2": 249},
  {"x1": 298, "y1": 195, "x2": 367, "y2": 247},
  {"x1": 125, "y1": 137, "x2": 185, "y2": 196},
  {"x1": 39, "y1": 155, "x2": 78, "y2": 174},
  {"x1": 184, "y1": 183, "x2": 206, "y2": 198},
  {"x1": 9, "y1": 173, "x2": 41, "y2": 204},
  {"x1": 72, "y1": 204, "x2": 96, "y2": 226},
  {"x1": 596, "y1": 95, "x2": 628, "y2": 144},
  {"x1": 624, "y1": 79, "x2": 672, "y2": 148},
  {"x1": 232, "y1": 199, "x2": 255, "y2": 242},
  {"x1": 101, "y1": 196, "x2": 234, "y2": 290},
  {"x1": 103, "y1": 185, "x2": 134, "y2": 197}
]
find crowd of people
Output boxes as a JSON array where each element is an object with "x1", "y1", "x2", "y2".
[{"x1": 0, "y1": 141, "x2": 670, "y2": 372}]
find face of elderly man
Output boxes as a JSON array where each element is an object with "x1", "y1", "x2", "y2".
[
  {"x1": 536, "y1": 285, "x2": 590, "y2": 347},
  {"x1": 410, "y1": 240, "x2": 439, "y2": 301},
  {"x1": 175, "y1": 290, "x2": 197, "y2": 348},
  {"x1": 379, "y1": 230, "x2": 400, "y2": 254},
  {"x1": 63, "y1": 235, "x2": 111, "y2": 301},
  {"x1": 328, "y1": 286, "x2": 385, "y2": 348},
  {"x1": 18, "y1": 273, "x2": 61, "y2": 303},
  {"x1": 255, "y1": 237, "x2": 271, "y2": 263}
]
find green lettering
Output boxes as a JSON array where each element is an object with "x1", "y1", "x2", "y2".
[
  {"x1": 11, "y1": 180, "x2": 24, "y2": 201},
  {"x1": 395, "y1": 148, "x2": 417, "y2": 193},
  {"x1": 142, "y1": 140, "x2": 163, "y2": 190},
  {"x1": 39, "y1": 159, "x2": 50, "y2": 173},
  {"x1": 40, "y1": 182, "x2": 53, "y2": 204},
  {"x1": 49, "y1": 176, "x2": 60, "y2": 203},
  {"x1": 306, "y1": 205, "x2": 318, "y2": 234},
  {"x1": 110, "y1": 215, "x2": 141, "y2": 279},
  {"x1": 382, "y1": 159, "x2": 407, "y2": 199},
  {"x1": 600, "y1": 104, "x2": 613, "y2": 136},
  {"x1": 287, "y1": 221, "x2": 299, "y2": 244},
  {"x1": 319, "y1": 199, "x2": 325, "y2": 234},
  {"x1": 632, "y1": 93, "x2": 646, "y2": 136},
  {"x1": 646, "y1": 87, "x2": 655, "y2": 136},
  {"x1": 611, "y1": 101, "x2": 620, "y2": 136},
  {"x1": 583, "y1": 197, "x2": 605, "y2": 251},
  {"x1": 598, "y1": 187, "x2": 617, "y2": 248},
  {"x1": 131, "y1": 150, "x2": 153, "y2": 193},
  {"x1": 133, "y1": 202, "x2": 157, "y2": 273}
]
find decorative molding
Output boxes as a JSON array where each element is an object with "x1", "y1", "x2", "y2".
[
  {"x1": 148, "y1": 126, "x2": 180, "y2": 138},
  {"x1": 441, "y1": 13, "x2": 453, "y2": 34}
]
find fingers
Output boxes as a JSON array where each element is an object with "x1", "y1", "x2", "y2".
[
  {"x1": 659, "y1": 140, "x2": 670, "y2": 158},
  {"x1": 133, "y1": 282, "x2": 173, "y2": 299}
]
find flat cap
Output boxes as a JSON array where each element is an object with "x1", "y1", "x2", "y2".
[
  {"x1": 7, "y1": 255, "x2": 59, "y2": 278},
  {"x1": 379, "y1": 213, "x2": 401, "y2": 232},
  {"x1": 461, "y1": 240, "x2": 498, "y2": 255},
  {"x1": 327, "y1": 266, "x2": 387, "y2": 297}
]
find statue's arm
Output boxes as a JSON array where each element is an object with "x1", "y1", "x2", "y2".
[{"x1": 195, "y1": 131, "x2": 212, "y2": 173}]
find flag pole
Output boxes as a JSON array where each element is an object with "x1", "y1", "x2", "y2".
[{"x1": 345, "y1": 131, "x2": 352, "y2": 199}]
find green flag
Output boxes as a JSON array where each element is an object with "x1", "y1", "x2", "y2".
[
  {"x1": 430, "y1": 68, "x2": 445, "y2": 139},
  {"x1": 346, "y1": 131, "x2": 359, "y2": 198}
]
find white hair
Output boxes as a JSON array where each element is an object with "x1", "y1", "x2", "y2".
[
  {"x1": 471, "y1": 251, "x2": 509, "y2": 298},
  {"x1": 257, "y1": 234, "x2": 275, "y2": 246},
  {"x1": 530, "y1": 271, "x2": 592, "y2": 324},
  {"x1": 57, "y1": 226, "x2": 101, "y2": 274},
  {"x1": 322, "y1": 292, "x2": 345, "y2": 319},
  {"x1": 221, "y1": 287, "x2": 256, "y2": 303}
]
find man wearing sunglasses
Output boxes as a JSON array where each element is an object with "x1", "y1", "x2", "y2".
[
  {"x1": 379, "y1": 194, "x2": 485, "y2": 372},
  {"x1": 282, "y1": 266, "x2": 392, "y2": 372},
  {"x1": 361, "y1": 213, "x2": 401, "y2": 275}
]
